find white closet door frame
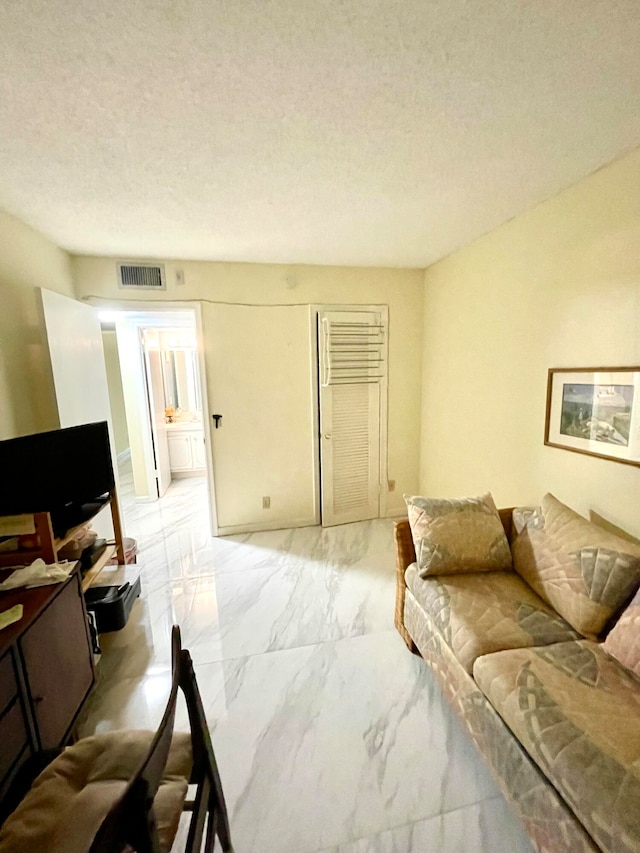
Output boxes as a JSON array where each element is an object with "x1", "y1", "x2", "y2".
[{"x1": 309, "y1": 304, "x2": 389, "y2": 524}]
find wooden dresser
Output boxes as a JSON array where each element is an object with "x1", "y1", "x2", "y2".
[{"x1": 0, "y1": 566, "x2": 95, "y2": 818}]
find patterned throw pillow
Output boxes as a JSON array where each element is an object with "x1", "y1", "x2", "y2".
[
  {"x1": 404, "y1": 492, "x2": 512, "y2": 578},
  {"x1": 603, "y1": 587, "x2": 640, "y2": 677},
  {"x1": 512, "y1": 493, "x2": 640, "y2": 637}
]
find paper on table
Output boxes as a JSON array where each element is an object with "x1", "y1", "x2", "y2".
[
  {"x1": 0, "y1": 559, "x2": 75, "y2": 590},
  {"x1": 0, "y1": 604, "x2": 23, "y2": 631}
]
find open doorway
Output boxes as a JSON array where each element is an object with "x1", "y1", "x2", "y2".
[{"x1": 98, "y1": 305, "x2": 217, "y2": 537}]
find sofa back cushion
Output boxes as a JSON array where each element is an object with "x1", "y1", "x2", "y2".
[
  {"x1": 603, "y1": 587, "x2": 640, "y2": 677},
  {"x1": 404, "y1": 492, "x2": 512, "y2": 577},
  {"x1": 512, "y1": 493, "x2": 640, "y2": 636}
]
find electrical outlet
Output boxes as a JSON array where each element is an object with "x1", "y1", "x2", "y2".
[
  {"x1": 262, "y1": 496, "x2": 271, "y2": 509},
  {"x1": 388, "y1": 480, "x2": 396, "y2": 492}
]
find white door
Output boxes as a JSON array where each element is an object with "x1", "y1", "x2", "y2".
[
  {"x1": 318, "y1": 309, "x2": 386, "y2": 526},
  {"x1": 203, "y1": 303, "x2": 317, "y2": 533},
  {"x1": 143, "y1": 346, "x2": 172, "y2": 497},
  {"x1": 40, "y1": 288, "x2": 120, "y2": 539}
]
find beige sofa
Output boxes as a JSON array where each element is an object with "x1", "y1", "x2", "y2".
[{"x1": 395, "y1": 493, "x2": 640, "y2": 853}]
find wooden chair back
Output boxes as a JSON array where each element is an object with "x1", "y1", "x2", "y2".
[{"x1": 89, "y1": 625, "x2": 233, "y2": 853}]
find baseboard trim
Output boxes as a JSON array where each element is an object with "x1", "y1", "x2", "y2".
[
  {"x1": 217, "y1": 516, "x2": 318, "y2": 536},
  {"x1": 385, "y1": 509, "x2": 408, "y2": 520},
  {"x1": 117, "y1": 448, "x2": 131, "y2": 464}
]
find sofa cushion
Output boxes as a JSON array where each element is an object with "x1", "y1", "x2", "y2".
[
  {"x1": 512, "y1": 493, "x2": 640, "y2": 637},
  {"x1": 404, "y1": 492, "x2": 512, "y2": 577},
  {"x1": 473, "y1": 639, "x2": 640, "y2": 853},
  {"x1": 0, "y1": 730, "x2": 192, "y2": 853},
  {"x1": 603, "y1": 586, "x2": 640, "y2": 678},
  {"x1": 405, "y1": 564, "x2": 580, "y2": 673},
  {"x1": 403, "y1": 591, "x2": 600, "y2": 853}
]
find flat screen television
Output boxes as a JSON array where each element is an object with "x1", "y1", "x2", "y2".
[{"x1": 0, "y1": 421, "x2": 114, "y2": 532}]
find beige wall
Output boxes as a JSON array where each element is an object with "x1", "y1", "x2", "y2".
[
  {"x1": 421, "y1": 147, "x2": 640, "y2": 538},
  {"x1": 71, "y1": 259, "x2": 424, "y2": 526},
  {"x1": 101, "y1": 329, "x2": 129, "y2": 456},
  {"x1": 5, "y1": 149, "x2": 638, "y2": 535},
  {"x1": 0, "y1": 210, "x2": 76, "y2": 439}
]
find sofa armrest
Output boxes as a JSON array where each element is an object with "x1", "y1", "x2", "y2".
[
  {"x1": 394, "y1": 520, "x2": 417, "y2": 651},
  {"x1": 394, "y1": 519, "x2": 416, "y2": 573}
]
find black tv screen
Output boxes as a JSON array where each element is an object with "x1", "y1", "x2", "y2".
[{"x1": 0, "y1": 421, "x2": 114, "y2": 518}]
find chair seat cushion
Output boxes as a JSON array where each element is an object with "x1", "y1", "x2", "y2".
[
  {"x1": 0, "y1": 730, "x2": 192, "y2": 853},
  {"x1": 405, "y1": 564, "x2": 580, "y2": 673},
  {"x1": 473, "y1": 640, "x2": 640, "y2": 853}
]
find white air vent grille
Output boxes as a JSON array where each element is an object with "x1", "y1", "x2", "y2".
[
  {"x1": 117, "y1": 263, "x2": 166, "y2": 290},
  {"x1": 320, "y1": 317, "x2": 385, "y2": 386}
]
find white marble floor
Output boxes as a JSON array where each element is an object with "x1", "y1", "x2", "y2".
[{"x1": 78, "y1": 468, "x2": 534, "y2": 853}]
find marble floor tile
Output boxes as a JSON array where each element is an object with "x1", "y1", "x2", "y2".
[
  {"x1": 81, "y1": 631, "x2": 509, "y2": 853},
  {"x1": 162, "y1": 557, "x2": 392, "y2": 665},
  {"x1": 87, "y1": 521, "x2": 397, "y2": 681},
  {"x1": 78, "y1": 465, "x2": 535, "y2": 852},
  {"x1": 207, "y1": 632, "x2": 505, "y2": 853},
  {"x1": 78, "y1": 667, "x2": 177, "y2": 735},
  {"x1": 316, "y1": 797, "x2": 533, "y2": 853},
  {"x1": 136, "y1": 513, "x2": 395, "y2": 584}
]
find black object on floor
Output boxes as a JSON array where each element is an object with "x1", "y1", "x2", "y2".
[{"x1": 84, "y1": 575, "x2": 141, "y2": 632}]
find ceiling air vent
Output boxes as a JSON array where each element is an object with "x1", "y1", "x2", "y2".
[{"x1": 117, "y1": 262, "x2": 166, "y2": 291}]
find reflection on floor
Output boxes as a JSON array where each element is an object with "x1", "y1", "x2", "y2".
[{"x1": 78, "y1": 466, "x2": 534, "y2": 853}]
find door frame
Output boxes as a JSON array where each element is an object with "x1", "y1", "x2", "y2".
[
  {"x1": 90, "y1": 299, "x2": 218, "y2": 537},
  {"x1": 141, "y1": 337, "x2": 172, "y2": 498},
  {"x1": 310, "y1": 304, "x2": 389, "y2": 525}
]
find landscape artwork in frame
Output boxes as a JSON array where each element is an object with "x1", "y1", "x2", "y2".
[{"x1": 545, "y1": 368, "x2": 640, "y2": 467}]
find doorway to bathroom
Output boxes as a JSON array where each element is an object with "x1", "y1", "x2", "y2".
[{"x1": 99, "y1": 305, "x2": 216, "y2": 536}]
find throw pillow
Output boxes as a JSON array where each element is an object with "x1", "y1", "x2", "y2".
[
  {"x1": 603, "y1": 587, "x2": 640, "y2": 677},
  {"x1": 512, "y1": 493, "x2": 640, "y2": 637},
  {"x1": 404, "y1": 492, "x2": 512, "y2": 577}
]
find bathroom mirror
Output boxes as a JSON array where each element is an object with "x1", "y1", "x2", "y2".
[
  {"x1": 152, "y1": 329, "x2": 202, "y2": 421},
  {"x1": 161, "y1": 340, "x2": 201, "y2": 417}
]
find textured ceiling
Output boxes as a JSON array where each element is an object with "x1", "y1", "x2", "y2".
[{"x1": 0, "y1": 1, "x2": 639, "y2": 267}]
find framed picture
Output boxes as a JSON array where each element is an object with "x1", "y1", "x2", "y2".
[{"x1": 545, "y1": 367, "x2": 640, "y2": 467}]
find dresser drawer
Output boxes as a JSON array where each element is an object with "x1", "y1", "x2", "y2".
[
  {"x1": 0, "y1": 650, "x2": 31, "y2": 788},
  {"x1": 20, "y1": 577, "x2": 94, "y2": 749},
  {"x1": 0, "y1": 650, "x2": 18, "y2": 716},
  {"x1": 0, "y1": 696, "x2": 30, "y2": 783}
]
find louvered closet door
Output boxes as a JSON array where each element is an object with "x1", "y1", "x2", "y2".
[{"x1": 318, "y1": 310, "x2": 385, "y2": 526}]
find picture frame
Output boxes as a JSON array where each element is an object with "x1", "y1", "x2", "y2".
[{"x1": 545, "y1": 367, "x2": 640, "y2": 467}]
